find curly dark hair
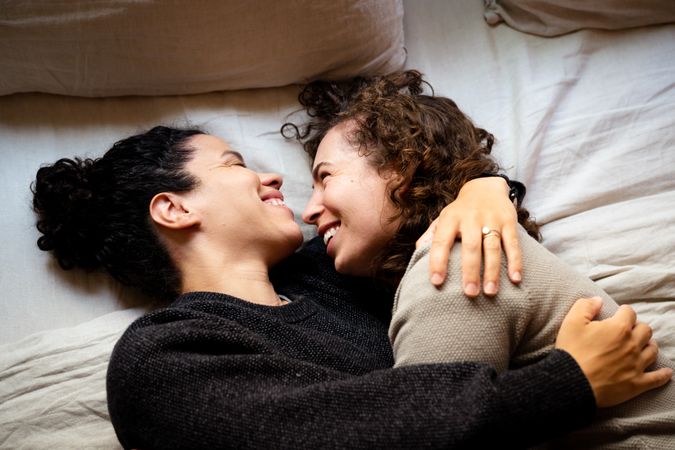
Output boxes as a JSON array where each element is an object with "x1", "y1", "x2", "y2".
[
  {"x1": 283, "y1": 70, "x2": 540, "y2": 284},
  {"x1": 32, "y1": 126, "x2": 204, "y2": 302}
]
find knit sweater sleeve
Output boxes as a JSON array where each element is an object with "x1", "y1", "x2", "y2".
[
  {"x1": 107, "y1": 311, "x2": 595, "y2": 449},
  {"x1": 390, "y1": 242, "x2": 523, "y2": 372},
  {"x1": 390, "y1": 227, "x2": 604, "y2": 371}
]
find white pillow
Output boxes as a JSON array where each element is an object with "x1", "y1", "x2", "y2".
[
  {"x1": 0, "y1": 0, "x2": 405, "y2": 97},
  {"x1": 484, "y1": 0, "x2": 675, "y2": 36}
]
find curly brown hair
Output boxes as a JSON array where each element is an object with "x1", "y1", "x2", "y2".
[{"x1": 283, "y1": 70, "x2": 540, "y2": 284}]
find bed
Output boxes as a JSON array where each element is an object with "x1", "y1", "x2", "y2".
[{"x1": 1, "y1": 1, "x2": 673, "y2": 447}]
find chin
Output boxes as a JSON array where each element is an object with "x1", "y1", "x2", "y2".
[
  {"x1": 284, "y1": 224, "x2": 304, "y2": 247},
  {"x1": 269, "y1": 238, "x2": 303, "y2": 268},
  {"x1": 333, "y1": 256, "x2": 369, "y2": 277},
  {"x1": 268, "y1": 226, "x2": 304, "y2": 260},
  {"x1": 284, "y1": 228, "x2": 304, "y2": 253},
  {"x1": 290, "y1": 231, "x2": 304, "y2": 250}
]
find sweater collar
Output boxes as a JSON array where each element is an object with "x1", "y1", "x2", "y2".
[{"x1": 173, "y1": 291, "x2": 317, "y2": 323}]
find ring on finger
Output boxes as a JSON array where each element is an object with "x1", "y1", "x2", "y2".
[{"x1": 481, "y1": 226, "x2": 501, "y2": 239}]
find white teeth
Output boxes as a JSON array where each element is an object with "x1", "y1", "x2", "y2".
[
  {"x1": 263, "y1": 198, "x2": 285, "y2": 207},
  {"x1": 323, "y1": 225, "x2": 340, "y2": 245}
]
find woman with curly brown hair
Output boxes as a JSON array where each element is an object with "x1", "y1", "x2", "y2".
[{"x1": 290, "y1": 70, "x2": 675, "y2": 448}]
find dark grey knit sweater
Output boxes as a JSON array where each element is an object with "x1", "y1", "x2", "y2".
[{"x1": 106, "y1": 238, "x2": 595, "y2": 449}]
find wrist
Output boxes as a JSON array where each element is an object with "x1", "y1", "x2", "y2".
[
  {"x1": 479, "y1": 173, "x2": 526, "y2": 207},
  {"x1": 496, "y1": 349, "x2": 596, "y2": 445}
]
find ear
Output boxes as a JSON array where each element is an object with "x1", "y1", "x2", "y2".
[
  {"x1": 384, "y1": 169, "x2": 411, "y2": 199},
  {"x1": 395, "y1": 174, "x2": 412, "y2": 197},
  {"x1": 149, "y1": 192, "x2": 200, "y2": 230}
]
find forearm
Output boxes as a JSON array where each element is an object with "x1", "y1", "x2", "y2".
[{"x1": 108, "y1": 331, "x2": 594, "y2": 449}]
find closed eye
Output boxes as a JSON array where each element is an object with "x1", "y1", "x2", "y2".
[
  {"x1": 219, "y1": 161, "x2": 246, "y2": 169},
  {"x1": 221, "y1": 150, "x2": 247, "y2": 168},
  {"x1": 311, "y1": 161, "x2": 332, "y2": 184}
]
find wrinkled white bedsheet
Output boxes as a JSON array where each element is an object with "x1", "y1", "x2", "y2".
[{"x1": 0, "y1": 309, "x2": 141, "y2": 449}]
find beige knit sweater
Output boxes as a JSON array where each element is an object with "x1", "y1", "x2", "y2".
[{"x1": 390, "y1": 228, "x2": 675, "y2": 449}]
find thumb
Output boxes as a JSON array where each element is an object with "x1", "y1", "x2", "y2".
[{"x1": 564, "y1": 296, "x2": 603, "y2": 327}]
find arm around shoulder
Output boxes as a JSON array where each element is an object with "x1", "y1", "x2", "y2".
[{"x1": 107, "y1": 308, "x2": 595, "y2": 449}]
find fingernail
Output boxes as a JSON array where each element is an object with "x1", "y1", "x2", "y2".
[
  {"x1": 431, "y1": 273, "x2": 444, "y2": 286},
  {"x1": 465, "y1": 282, "x2": 479, "y2": 297},
  {"x1": 511, "y1": 271, "x2": 522, "y2": 283},
  {"x1": 484, "y1": 281, "x2": 497, "y2": 296}
]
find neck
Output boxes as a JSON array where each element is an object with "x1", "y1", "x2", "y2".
[{"x1": 178, "y1": 244, "x2": 283, "y2": 307}]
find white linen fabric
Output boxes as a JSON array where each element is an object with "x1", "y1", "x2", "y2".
[
  {"x1": 0, "y1": 0, "x2": 673, "y2": 447},
  {"x1": 0, "y1": 309, "x2": 142, "y2": 449},
  {"x1": 484, "y1": 0, "x2": 675, "y2": 36},
  {"x1": 0, "y1": 0, "x2": 405, "y2": 96}
]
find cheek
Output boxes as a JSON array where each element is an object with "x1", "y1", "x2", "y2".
[
  {"x1": 346, "y1": 203, "x2": 397, "y2": 258},
  {"x1": 334, "y1": 178, "x2": 395, "y2": 229},
  {"x1": 322, "y1": 180, "x2": 354, "y2": 215}
]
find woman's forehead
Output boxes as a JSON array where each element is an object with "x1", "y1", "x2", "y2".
[{"x1": 315, "y1": 123, "x2": 357, "y2": 160}]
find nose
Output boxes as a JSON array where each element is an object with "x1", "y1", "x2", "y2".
[
  {"x1": 259, "y1": 172, "x2": 283, "y2": 189},
  {"x1": 302, "y1": 189, "x2": 323, "y2": 225}
]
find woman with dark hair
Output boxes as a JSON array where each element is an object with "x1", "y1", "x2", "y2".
[
  {"x1": 32, "y1": 125, "x2": 669, "y2": 448},
  {"x1": 292, "y1": 70, "x2": 675, "y2": 447},
  {"x1": 33, "y1": 127, "x2": 205, "y2": 302}
]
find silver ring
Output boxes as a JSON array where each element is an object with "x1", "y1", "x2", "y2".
[{"x1": 481, "y1": 226, "x2": 501, "y2": 239}]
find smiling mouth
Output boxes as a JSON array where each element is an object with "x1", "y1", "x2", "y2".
[
  {"x1": 263, "y1": 198, "x2": 286, "y2": 207},
  {"x1": 323, "y1": 224, "x2": 340, "y2": 246}
]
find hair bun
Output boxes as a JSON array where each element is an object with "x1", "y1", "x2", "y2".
[{"x1": 32, "y1": 157, "x2": 103, "y2": 270}]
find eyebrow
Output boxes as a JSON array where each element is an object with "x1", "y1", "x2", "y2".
[{"x1": 311, "y1": 161, "x2": 330, "y2": 181}]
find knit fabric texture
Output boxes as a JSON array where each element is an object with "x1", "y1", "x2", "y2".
[
  {"x1": 391, "y1": 228, "x2": 675, "y2": 449},
  {"x1": 107, "y1": 237, "x2": 595, "y2": 449}
]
